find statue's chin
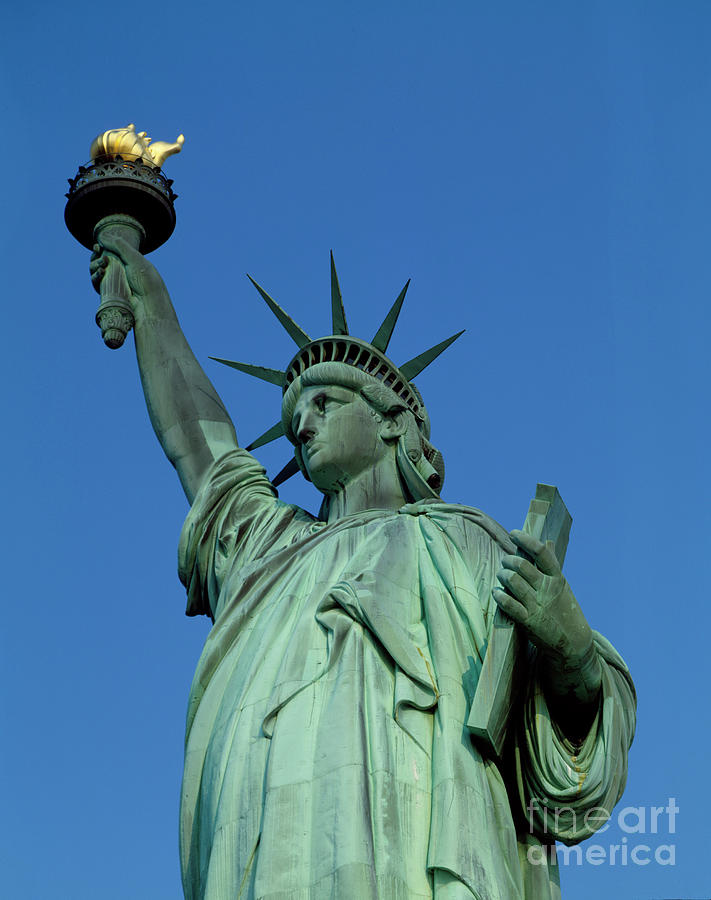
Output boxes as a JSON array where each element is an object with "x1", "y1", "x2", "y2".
[{"x1": 305, "y1": 458, "x2": 348, "y2": 495}]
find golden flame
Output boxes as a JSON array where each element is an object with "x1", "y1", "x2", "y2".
[{"x1": 89, "y1": 123, "x2": 184, "y2": 168}]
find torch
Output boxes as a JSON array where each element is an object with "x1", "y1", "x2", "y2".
[{"x1": 65, "y1": 123, "x2": 184, "y2": 349}]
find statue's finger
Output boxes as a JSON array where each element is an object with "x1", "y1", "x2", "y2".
[
  {"x1": 492, "y1": 586, "x2": 529, "y2": 623},
  {"x1": 496, "y1": 569, "x2": 537, "y2": 607},
  {"x1": 509, "y1": 529, "x2": 544, "y2": 556},
  {"x1": 510, "y1": 530, "x2": 560, "y2": 576},
  {"x1": 97, "y1": 233, "x2": 142, "y2": 266},
  {"x1": 500, "y1": 554, "x2": 543, "y2": 589},
  {"x1": 89, "y1": 263, "x2": 107, "y2": 286},
  {"x1": 534, "y1": 541, "x2": 561, "y2": 576}
]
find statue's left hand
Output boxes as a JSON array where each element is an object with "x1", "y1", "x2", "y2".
[
  {"x1": 494, "y1": 530, "x2": 601, "y2": 698},
  {"x1": 493, "y1": 530, "x2": 591, "y2": 661}
]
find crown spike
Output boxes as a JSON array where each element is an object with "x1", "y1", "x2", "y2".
[
  {"x1": 399, "y1": 330, "x2": 465, "y2": 381},
  {"x1": 209, "y1": 357, "x2": 285, "y2": 386},
  {"x1": 246, "y1": 421, "x2": 285, "y2": 451},
  {"x1": 371, "y1": 280, "x2": 410, "y2": 352},
  {"x1": 330, "y1": 251, "x2": 349, "y2": 336},
  {"x1": 272, "y1": 457, "x2": 301, "y2": 487},
  {"x1": 247, "y1": 275, "x2": 312, "y2": 348}
]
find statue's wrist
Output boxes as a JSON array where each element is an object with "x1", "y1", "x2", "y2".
[
  {"x1": 568, "y1": 640, "x2": 602, "y2": 695},
  {"x1": 538, "y1": 640, "x2": 602, "y2": 744},
  {"x1": 540, "y1": 638, "x2": 602, "y2": 703}
]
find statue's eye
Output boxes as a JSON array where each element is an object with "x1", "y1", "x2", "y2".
[{"x1": 314, "y1": 394, "x2": 327, "y2": 413}]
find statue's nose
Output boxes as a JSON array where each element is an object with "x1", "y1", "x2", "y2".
[
  {"x1": 297, "y1": 411, "x2": 317, "y2": 444},
  {"x1": 297, "y1": 423, "x2": 316, "y2": 444}
]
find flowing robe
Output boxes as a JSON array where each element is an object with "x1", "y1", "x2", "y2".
[{"x1": 178, "y1": 450, "x2": 636, "y2": 900}]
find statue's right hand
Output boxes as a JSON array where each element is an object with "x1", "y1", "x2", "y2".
[
  {"x1": 89, "y1": 234, "x2": 169, "y2": 311},
  {"x1": 89, "y1": 250, "x2": 110, "y2": 295}
]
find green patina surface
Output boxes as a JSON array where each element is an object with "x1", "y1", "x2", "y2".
[{"x1": 86, "y1": 233, "x2": 636, "y2": 900}]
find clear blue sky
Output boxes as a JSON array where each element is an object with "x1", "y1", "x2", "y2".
[{"x1": 2, "y1": 2, "x2": 708, "y2": 897}]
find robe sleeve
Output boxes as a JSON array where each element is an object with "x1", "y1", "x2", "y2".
[
  {"x1": 178, "y1": 449, "x2": 315, "y2": 618},
  {"x1": 513, "y1": 631, "x2": 636, "y2": 845}
]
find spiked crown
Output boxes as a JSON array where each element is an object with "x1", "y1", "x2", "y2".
[{"x1": 212, "y1": 253, "x2": 463, "y2": 486}]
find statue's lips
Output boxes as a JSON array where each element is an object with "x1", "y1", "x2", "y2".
[{"x1": 303, "y1": 441, "x2": 324, "y2": 460}]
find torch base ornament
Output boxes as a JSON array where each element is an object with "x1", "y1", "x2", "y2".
[{"x1": 96, "y1": 305, "x2": 134, "y2": 350}]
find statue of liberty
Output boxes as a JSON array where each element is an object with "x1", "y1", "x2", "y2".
[{"x1": 89, "y1": 230, "x2": 635, "y2": 900}]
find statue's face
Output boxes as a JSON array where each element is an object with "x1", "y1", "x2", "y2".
[{"x1": 290, "y1": 385, "x2": 391, "y2": 493}]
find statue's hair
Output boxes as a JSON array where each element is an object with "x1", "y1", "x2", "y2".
[{"x1": 281, "y1": 361, "x2": 445, "y2": 502}]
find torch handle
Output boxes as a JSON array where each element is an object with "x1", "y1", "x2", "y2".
[{"x1": 93, "y1": 214, "x2": 145, "y2": 349}]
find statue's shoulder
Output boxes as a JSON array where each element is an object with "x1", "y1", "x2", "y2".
[
  {"x1": 189, "y1": 448, "x2": 317, "y2": 532},
  {"x1": 398, "y1": 499, "x2": 514, "y2": 553}
]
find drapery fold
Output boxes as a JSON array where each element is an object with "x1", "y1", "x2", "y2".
[{"x1": 177, "y1": 450, "x2": 635, "y2": 900}]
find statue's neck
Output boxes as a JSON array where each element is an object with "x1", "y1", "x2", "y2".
[{"x1": 325, "y1": 455, "x2": 407, "y2": 522}]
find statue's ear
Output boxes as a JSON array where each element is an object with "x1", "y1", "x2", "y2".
[{"x1": 379, "y1": 409, "x2": 408, "y2": 441}]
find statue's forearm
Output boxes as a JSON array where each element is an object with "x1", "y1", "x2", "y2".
[{"x1": 133, "y1": 291, "x2": 238, "y2": 503}]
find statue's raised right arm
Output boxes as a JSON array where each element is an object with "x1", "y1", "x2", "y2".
[{"x1": 91, "y1": 235, "x2": 238, "y2": 503}]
